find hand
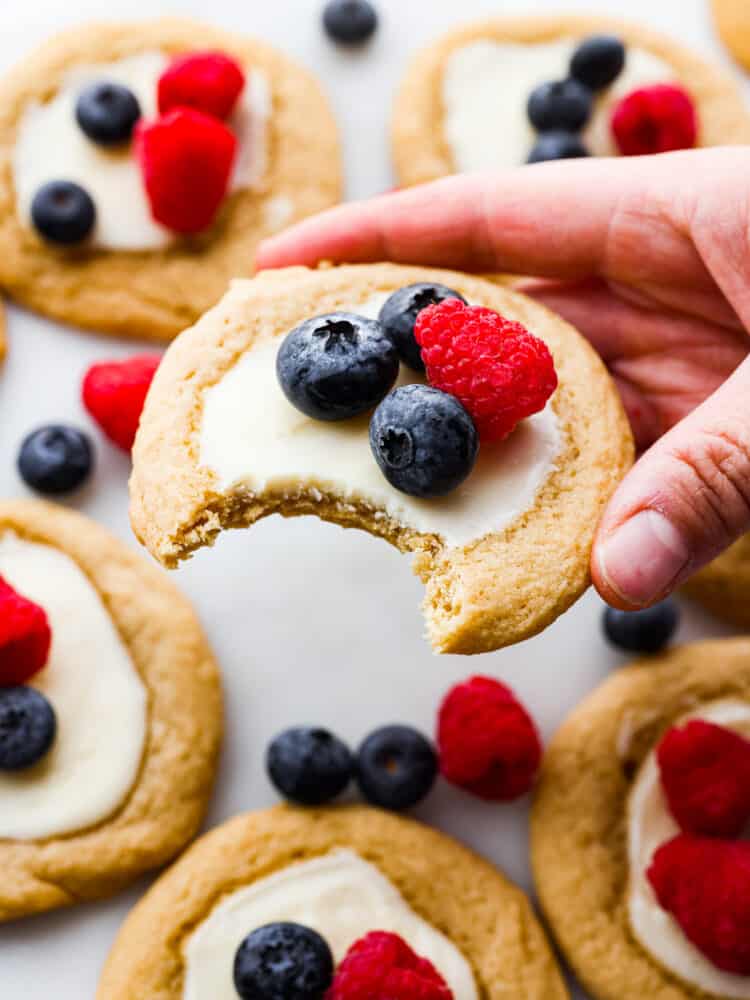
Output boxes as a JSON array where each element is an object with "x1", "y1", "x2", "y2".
[{"x1": 256, "y1": 149, "x2": 750, "y2": 611}]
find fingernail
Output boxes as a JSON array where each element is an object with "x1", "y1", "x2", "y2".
[{"x1": 597, "y1": 510, "x2": 690, "y2": 607}]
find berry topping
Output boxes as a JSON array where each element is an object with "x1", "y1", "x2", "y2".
[
  {"x1": 234, "y1": 922, "x2": 334, "y2": 1000},
  {"x1": 570, "y1": 35, "x2": 626, "y2": 91},
  {"x1": 527, "y1": 79, "x2": 592, "y2": 132},
  {"x1": 378, "y1": 283, "x2": 467, "y2": 372},
  {"x1": 602, "y1": 599, "x2": 679, "y2": 654},
  {"x1": 437, "y1": 676, "x2": 542, "y2": 801},
  {"x1": 657, "y1": 719, "x2": 750, "y2": 837},
  {"x1": 75, "y1": 81, "x2": 141, "y2": 145},
  {"x1": 136, "y1": 108, "x2": 236, "y2": 234},
  {"x1": 158, "y1": 51, "x2": 245, "y2": 120},
  {"x1": 18, "y1": 425, "x2": 93, "y2": 495},
  {"x1": 611, "y1": 83, "x2": 698, "y2": 156},
  {"x1": 0, "y1": 578, "x2": 51, "y2": 688},
  {"x1": 527, "y1": 131, "x2": 590, "y2": 163},
  {"x1": 648, "y1": 834, "x2": 750, "y2": 975},
  {"x1": 327, "y1": 931, "x2": 451, "y2": 1000},
  {"x1": 355, "y1": 724, "x2": 437, "y2": 811},
  {"x1": 415, "y1": 299, "x2": 558, "y2": 442},
  {"x1": 266, "y1": 726, "x2": 353, "y2": 805},
  {"x1": 369, "y1": 385, "x2": 478, "y2": 498},
  {"x1": 0, "y1": 686, "x2": 56, "y2": 771},
  {"x1": 323, "y1": 0, "x2": 378, "y2": 45},
  {"x1": 277, "y1": 313, "x2": 398, "y2": 421},
  {"x1": 31, "y1": 180, "x2": 96, "y2": 245},
  {"x1": 82, "y1": 354, "x2": 161, "y2": 452}
]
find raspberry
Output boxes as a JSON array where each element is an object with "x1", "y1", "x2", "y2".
[
  {"x1": 611, "y1": 83, "x2": 698, "y2": 156},
  {"x1": 0, "y1": 577, "x2": 51, "y2": 686},
  {"x1": 657, "y1": 719, "x2": 750, "y2": 837},
  {"x1": 415, "y1": 299, "x2": 557, "y2": 442},
  {"x1": 437, "y1": 675, "x2": 542, "y2": 801},
  {"x1": 82, "y1": 354, "x2": 161, "y2": 452},
  {"x1": 326, "y1": 932, "x2": 451, "y2": 1000},
  {"x1": 158, "y1": 51, "x2": 245, "y2": 120},
  {"x1": 648, "y1": 834, "x2": 750, "y2": 975},
  {"x1": 136, "y1": 108, "x2": 236, "y2": 234}
]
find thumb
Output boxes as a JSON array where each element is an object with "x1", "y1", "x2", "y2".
[{"x1": 592, "y1": 354, "x2": 750, "y2": 610}]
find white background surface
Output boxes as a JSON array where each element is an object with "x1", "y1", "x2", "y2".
[{"x1": 0, "y1": 0, "x2": 745, "y2": 997}]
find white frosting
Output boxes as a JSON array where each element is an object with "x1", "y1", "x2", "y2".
[
  {"x1": 183, "y1": 849, "x2": 478, "y2": 999},
  {"x1": 0, "y1": 533, "x2": 147, "y2": 841},
  {"x1": 13, "y1": 51, "x2": 272, "y2": 250},
  {"x1": 199, "y1": 291, "x2": 561, "y2": 548},
  {"x1": 442, "y1": 40, "x2": 677, "y2": 172},
  {"x1": 628, "y1": 700, "x2": 750, "y2": 997}
]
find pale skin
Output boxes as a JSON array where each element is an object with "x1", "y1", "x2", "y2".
[{"x1": 256, "y1": 148, "x2": 750, "y2": 612}]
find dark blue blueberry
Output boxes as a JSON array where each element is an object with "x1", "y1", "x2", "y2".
[
  {"x1": 276, "y1": 312, "x2": 398, "y2": 421},
  {"x1": 31, "y1": 180, "x2": 96, "y2": 244},
  {"x1": 266, "y1": 726, "x2": 353, "y2": 805},
  {"x1": 378, "y1": 282, "x2": 467, "y2": 372},
  {"x1": 0, "y1": 687, "x2": 56, "y2": 771},
  {"x1": 233, "y1": 922, "x2": 334, "y2": 1000},
  {"x1": 603, "y1": 599, "x2": 680, "y2": 654},
  {"x1": 369, "y1": 385, "x2": 478, "y2": 498},
  {"x1": 356, "y1": 724, "x2": 437, "y2": 811},
  {"x1": 570, "y1": 35, "x2": 626, "y2": 91},
  {"x1": 18, "y1": 425, "x2": 93, "y2": 495},
  {"x1": 527, "y1": 79, "x2": 592, "y2": 132},
  {"x1": 75, "y1": 81, "x2": 141, "y2": 145},
  {"x1": 527, "y1": 131, "x2": 590, "y2": 164},
  {"x1": 322, "y1": 0, "x2": 378, "y2": 45}
]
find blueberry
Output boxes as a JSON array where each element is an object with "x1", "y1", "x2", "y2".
[
  {"x1": 234, "y1": 922, "x2": 334, "y2": 1000},
  {"x1": 75, "y1": 81, "x2": 141, "y2": 145},
  {"x1": 570, "y1": 35, "x2": 626, "y2": 91},
  {"x1": 356, "y1": 724, "x2": 437, "y2": 810},
  {"x1": 266, "y1": 726, "x2": 353, "y2": 805},
  {"x1": 18, "y1": 425, "x2": 93, "y2": 495},
  {"x1": 378, "y1": 283, "x2": 467, "y2": 372},
  {"x1": 369, "y1": 385, "x2": 478, "y2": 498},
  {"x1": 527, "y1": 131, "x2": 590, "y2": 164},
  {"x1": 527, "y1": 79, "x2": 592, "y2": 132},
  {"x1": 0, "y1": 687, "x2": 56, "y2": 771},
  {"x1": 603, "y1": 599, "x2": 680, "y2": 654},
  {"x1": 277, "y1": 313, "x2": 398, "y2": 421},
  {"x1": 322, "y1": 0, "x2": 378, "y2": 45},
  {"x1": 31, "y1": 180, "x2": 96, "y2": 245}
]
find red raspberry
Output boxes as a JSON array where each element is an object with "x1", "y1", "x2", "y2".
[
  {"x1": 82, "y1": 354, "x2": 161, "y2": 452},
  {"x1": 648, "y1": 834, "x2": 750, "y2": 975},
  {"x1": 136, "y1": 108, "x2": 236, "y2": 234},
  {"x1": 437, "y1": 675, "x2": 542, "y2": 801},
  {"x1": 657, "y1": 719, "x2": 750, "y2": 837},
  {"x1": 611, "y1": 83, "x2": 698, "y2": 156},
  {"x1": 415, "y1": 299, "x2": 557, "y2": 442},
  {"x1": 0, "y1": 577, "x2": 51, "y2": 686},
  {"x1": 327, "y1": 932, "x2": 452, "y2": 1000},
  {"x1": 158, "y1": 51, "x2": 245, "y2": 120}
]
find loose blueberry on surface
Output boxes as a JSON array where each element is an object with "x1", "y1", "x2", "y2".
[
  {"x1": 277, "y1": 313, "x2": 399, "y2": 421},
  {"x1": 18, "y1": 425, "x2": 93, "y2": 495},
  {"x1": 322, "y1": 0, "x2": 378, "y2": 45},
  {"x1": 527, "y1": 131, "x2": 590, "y2": 164},
  {"x1": 266, "y1": 726, "x2": 353, "y2": 805},
  {"x1": 233, "y1": 922, "x2": 334, "y2": 1000},
  {"x1": 31, "y1": 180, "x2": 96, "y2": 245},
  {"x1": 356, "y1": 724, "x2": 438, "y2": 811},
  {"x1": 603, "y1": 599, "x2": 680, "y2": 654},
  {"x1": 75, "y1": 81, "x2": 141, "y2": 145},
  {"x1": 527, "y1": 79, "x2": 593, "y2": 132},
  {"x1": 369, "y1": 384, "x2": 478, "y2": 499},
  {"x1": 378, "y1": 283, "x2": 467, "y2": 372},
  {"x1": 570, "y1": 35, "x2": 626, "y2": 91},
  {"x1": 0, "y1": 686, "x2": 56, "y2": 771}
]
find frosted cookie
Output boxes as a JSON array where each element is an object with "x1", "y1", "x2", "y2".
[
  {"x1": 682, "y1": 534, "x2": 750, "y2": 629},
  {"x1": 532, "y1": 637, "x2": 750, "y2": 1000},
  {"x1": 0, "y1": 18, "x2": 341, "y2": 341},
  {"x1": 0, "y1": 499, "x2": 222, "y2": 921},
  {"x1": 129, "y1": 263, "x2": 633, "y2": 654},
  {"x1": 393, "y1": 14, "x2": 750, "y2": 185},
  {"x1": 98, "y1": 804, "x2": 569, "y2": 999},
  {"x1": 713, "y1": 0, "x2": 750, "y2": 71}
]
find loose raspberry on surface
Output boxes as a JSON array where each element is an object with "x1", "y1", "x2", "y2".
[
  {"x1": 414, "y1": 299, "x2": 557, "y2": 442},
  {"x1": 0, "y1": 577, "x2": 51, "y2": 687},
  {"x1": 437, "y1": 675, "x2": 542, "y2": 801},
  {"x1": 326, "y1": 931, "x2": 452, "y2": 1000},
  {"x1": 82, "y1": 354, "x2": 161, "y2": 452},
  {"x1": 158, "y1": 51, "x2": 245, "y2": 120},
  {"x1": 657, "y1": 719, "x2": 750, "y2": 837},
  {"x1": 647, "y1": 833, "x2": 750, "y2": 975},
  {"x1": 611, "y1": 83, "x2": 698, "y2": 156}
]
